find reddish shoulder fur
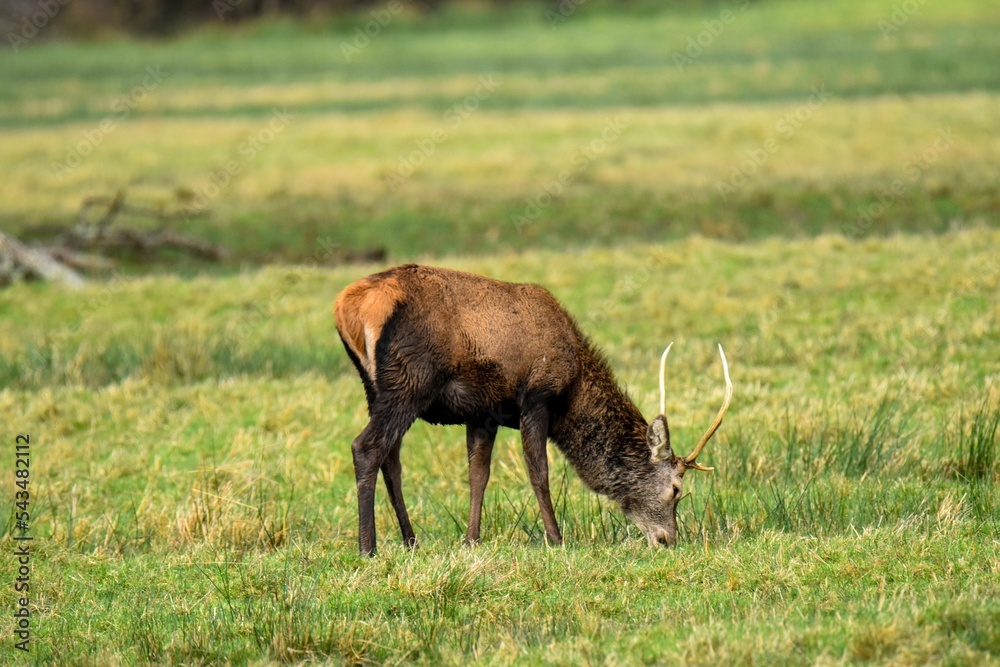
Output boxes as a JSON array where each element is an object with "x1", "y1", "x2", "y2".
[{"x1": 333, "y1": 274, "x2": 406, "y2": 383}]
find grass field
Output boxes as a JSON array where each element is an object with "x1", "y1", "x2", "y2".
[
  {"x1": 2, "y1": 0, "x2": 999, "y2": 262},
  {"x1": 2, "y1": 0, "x2": 1000, "y2": 664}
]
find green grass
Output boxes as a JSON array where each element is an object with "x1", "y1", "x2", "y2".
[
  {"x1": 2, "y1": 232, "x2": 999, "y2": 664},
  {"x1": 1, "y1": 0, "x2": 999, "y2": 264},
  {"x1": 2, "y1": 0, "x2": 1000, "y2": 663},
  {"x1": 3, "y1": 0, "x2": 999, "y2": 119}
]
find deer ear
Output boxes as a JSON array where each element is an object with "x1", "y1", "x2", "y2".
[{"x1": 648, "y1": 414, "x2": 672, "y2": 462}]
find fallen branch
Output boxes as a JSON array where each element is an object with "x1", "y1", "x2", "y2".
[
  {"x1": 3, "y1": 189, "x2": 383, "y2": 289},
  {"x1": 0, "y1": 231, "x2": 87, "y2": 289},
  {"x1": 61, "y1": 226, "x2": 227, "y2": 261},
  {"x1": 64, "y1": 191, "x2": 227, "y2": 261},
  {"x1": 48, "y1": 246, "x2": 117, "y2": 274},
  {"x1": 0, "y1": 191, "x2": 222, "y2": 288}
]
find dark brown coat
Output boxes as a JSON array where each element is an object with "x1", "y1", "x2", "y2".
[{"x1": 335, "y1": 264, "x2": 730, "y2": 554}]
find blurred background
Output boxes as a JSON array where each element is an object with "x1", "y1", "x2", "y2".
[{"x1": 2, "y1": 0, "x2": 998, "y2": 277}]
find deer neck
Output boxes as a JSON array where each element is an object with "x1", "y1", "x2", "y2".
[{"x1": 549, "y1": 357, "x2": 654, "y2": 501}]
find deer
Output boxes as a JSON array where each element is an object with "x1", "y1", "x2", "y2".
[{"x1": 334, "y1": 264, "x2": 732, "y2": 555}]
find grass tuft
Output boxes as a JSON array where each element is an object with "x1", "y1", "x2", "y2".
[{"x1": 951, "y1": 395, "x2": 1000, "y2": 482}]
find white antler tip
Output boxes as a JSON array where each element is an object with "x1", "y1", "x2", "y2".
[
  {"x1": 658, "y1": 342, "x2": 674, "y2": 416},
  {"x1": 718, "y1": 344, "x2": 731, "y2": 384}
]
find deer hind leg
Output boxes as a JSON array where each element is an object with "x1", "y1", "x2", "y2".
[
  {"x1": 465, "y1": 421, "x2": 497, "y2": 545},
  {"x1": 351, "y1": 401, "x2": 418, "y2": 556},
  {"x1": 351, "y1": 423, "x2": 382, "y2": 557},
  {"x1": 519, "y1": 404, "x2": 563, "y2": 545},
  {"x1": 380, "y1": 439, "x2": 416, "y2": 548}
]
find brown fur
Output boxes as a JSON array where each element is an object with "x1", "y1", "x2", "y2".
[{"x1": 334, "y1": 264, "x2": 700, "y2": 555}]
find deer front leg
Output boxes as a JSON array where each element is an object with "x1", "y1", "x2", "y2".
[
  {"x1": 519, "y1": 405, "x2": 562, "y2": 545},
  {"x1": 465, "y1": 422, "x2": 497, "y2": 545}
]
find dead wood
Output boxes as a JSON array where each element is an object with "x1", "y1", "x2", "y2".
[
  {"x1": 64, "y1": 191, "x2": 226, "y2": 261},
  {"x1": 3, "y1": 189, "x2": 385, "y2": 288},
  {"x1": 0, "y1": 231, "x2": 87, "y2": 289}
]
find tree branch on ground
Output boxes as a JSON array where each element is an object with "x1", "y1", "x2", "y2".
[{"x1": 1, "y1": 191, "x2": 226, "y2": 288}]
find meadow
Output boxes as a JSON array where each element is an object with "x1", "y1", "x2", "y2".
[{"x1": 1, "y1": 0, "x2": 999, "y2": 664}]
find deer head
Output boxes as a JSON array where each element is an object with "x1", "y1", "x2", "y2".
[{"x1": 625, "y1": 343, "x2": 733, "y2": 546}]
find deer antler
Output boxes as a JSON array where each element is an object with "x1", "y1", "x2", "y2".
[
  {"x1": 659, "y1": 342, "x2": 674, "y2": 416},
  {"x1": 682, "y1": 344, "x2": 732, "y2": 472}
]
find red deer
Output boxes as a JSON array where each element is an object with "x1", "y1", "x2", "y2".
[{"x1": 334, "y1": 264, "x2": 732, "y2": 555}]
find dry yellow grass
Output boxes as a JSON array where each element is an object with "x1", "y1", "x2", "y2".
[{"x1": 2, "y1": 92, "x2": 996, "y2": 224}]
